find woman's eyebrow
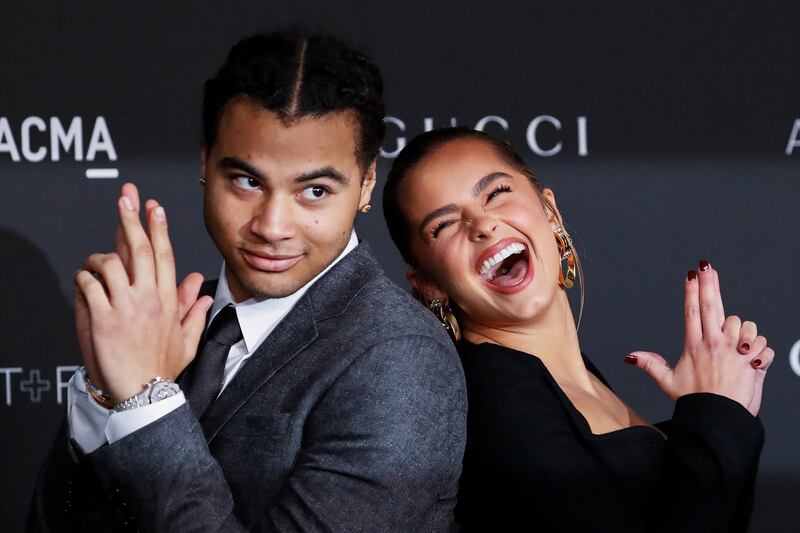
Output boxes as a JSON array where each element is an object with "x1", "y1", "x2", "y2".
[
  {"x1": 419, "y1": 204, "x2": 459, "y2": 236},
  {"x1": 472, "y1": 172, "x2": 510, "y2": 197}
]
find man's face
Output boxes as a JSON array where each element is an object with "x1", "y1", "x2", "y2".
[{"x1": 201, "y1": 96, "x2": 375, "y2": 301}]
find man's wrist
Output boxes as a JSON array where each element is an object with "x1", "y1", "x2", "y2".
[
  {"x1": 113, "y1": 377, "x2": 181, "y2": 412},
  {"x1": 84, "y1": 375, "x2": 114, "y2": 410}
]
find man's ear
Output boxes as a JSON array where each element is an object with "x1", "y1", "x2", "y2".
[
  {"x1": 359, "y1": 159, "x2": 378, "y2": 208},
  {"x1": 406, "y1": 267, "x2": 446, "y2": 304},
  {"x1": 200, "y1": 146, "x2": 208, "y2": 179}
]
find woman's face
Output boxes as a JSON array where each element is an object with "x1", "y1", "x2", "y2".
[{"x1": 401, "y1": 138, "x2": 565, "y2": 327}]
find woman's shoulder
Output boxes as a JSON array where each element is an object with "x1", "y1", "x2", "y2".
[
  {"x1": 457, "y1": 341, "x2": 564, "y2": 410},
  {"x1": 458, "y1": 341, "x2": 550, "y2": 380}
]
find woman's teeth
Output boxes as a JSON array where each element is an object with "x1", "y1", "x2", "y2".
[{"x1": 479, "y1": 242, "x2": 526, "y2": 277}]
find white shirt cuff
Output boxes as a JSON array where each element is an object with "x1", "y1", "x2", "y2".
[
  {"x1": 105, "y1": 392, "x2": 186, "y2": 444},
  {"x1": 67, "y1": 367, "x2": 111, "y2": 453}
]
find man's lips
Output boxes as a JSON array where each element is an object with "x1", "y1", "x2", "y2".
[{"x1": 240, "y1": 249, "x2": 305, "y2": 272}]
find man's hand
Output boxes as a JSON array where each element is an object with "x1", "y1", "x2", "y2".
[{"x1": 74, "y1": 183, "x2": 212, "y2": 403}]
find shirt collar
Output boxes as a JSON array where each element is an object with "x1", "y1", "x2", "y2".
[{"x1": 210, "y1": 230, "x2": 359, "y2": 353}]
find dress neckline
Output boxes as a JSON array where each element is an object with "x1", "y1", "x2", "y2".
[{"x1": 460, "y1": 340, "x2": 666, "y2": 441}]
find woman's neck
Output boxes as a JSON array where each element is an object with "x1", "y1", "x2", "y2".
[{"x1": 462, "y1": 291, "x2": 591, "y2": 387}]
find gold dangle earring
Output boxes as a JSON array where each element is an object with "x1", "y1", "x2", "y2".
[
  {"x1": 428, "y1": 298, "x2": 461, "y2": 343},
  {"x1": 553, "y1": 226, "x2": 576, "y2": 289}
]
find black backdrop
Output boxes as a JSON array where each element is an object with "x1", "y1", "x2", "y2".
[{"x1": 1, "y1": 2, "x2": 798, "y2": 531}]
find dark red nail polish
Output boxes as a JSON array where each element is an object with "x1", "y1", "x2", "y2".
[
  {"x1": 624, "y1": 354, "x2": 638, "y2": 365},
  {"x1": 740, "y1": 343, "x2": 750, "y2": 353},
  {"x1": 699, "y1": 259, "x2": 710, "y2": 271},
  {"x1": 687, "y1": 270, "x2": 697, "y2": 281},
  {"x1": 751, "y1": 359, "x2": 762, "y2": 369}
]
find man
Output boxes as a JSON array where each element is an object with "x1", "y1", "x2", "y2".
[{"x1": 28, "y1": 31, "x2": 466, "y2": 532}]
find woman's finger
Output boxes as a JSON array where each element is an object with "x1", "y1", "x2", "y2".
[
  {"x1": 722, "y1": 315, "x2": 742, "y2": 342},
  {"x1": 697, "y1": 260, "x2": 720, "y2": 337},
  {"x1": 626, "y1": 351, "x2": 675, "y2": 398},
  {"x1": 751, "y1": 346, "x2": 775, "y2": 371},
  {"x1": 738, "y1": 321, "x2": 758, "y2": 354},
  {"x1": 713, "y1": 268, "x2": 725, "y2": 328},
  {"x1": 745, "y1": 335, "x2": 768, "y2": 359},
  {"x1": 684, "y1": 269, "x2": 702, "y2": 348}
]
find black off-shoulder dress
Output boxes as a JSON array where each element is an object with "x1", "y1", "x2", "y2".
[{"x1": 454, "y1": 341, "x2": 764, "y2": 533}]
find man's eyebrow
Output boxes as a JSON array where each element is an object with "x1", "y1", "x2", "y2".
[
  {"x1": 472, "y1": 172, "x2": 511, "y2": 197},
  {"x1": 218, "y1": 157, "x2": 267, "y2": 182},
  {"x1": 295, "y1": 167, "x2": 349, "y2": 185},
  {"x1": 418, "y1": 204, "x2": 459, "y2": 236}
]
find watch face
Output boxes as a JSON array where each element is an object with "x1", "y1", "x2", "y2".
[{"x1": 149, "y1": 380, "x2": 178, "y2": 401}]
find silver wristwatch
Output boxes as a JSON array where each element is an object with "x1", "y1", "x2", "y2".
[{"x1": 113, "y1": 377, "x2": 180, "y2": 412}]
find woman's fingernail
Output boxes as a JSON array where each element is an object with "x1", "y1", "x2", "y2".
[
  {"x1": 624, "y1": 354, "x2": 638, "y2": 365},
  {"x1": 740, "y1": 343, "x2": 750, "y2": 353},
  {"x1": 751, "y1": 358, "x2": 762, "y2": 369},
  {"x1": 122, "y1": 196, "x2": 134, "y2": 211},
  {"x1": 699, "y1": 259, "x2": 710, "y2": 271},
  {"x1": 154, "y1": 206, "x2": 166, "y2": 222},
  {"x1": 687, "y1": 270, "x2": 697, "y2": 281}
]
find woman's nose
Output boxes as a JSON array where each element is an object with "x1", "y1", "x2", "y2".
[{"x1": 468, "y1": 214, "x2": 498, "y2": 242}]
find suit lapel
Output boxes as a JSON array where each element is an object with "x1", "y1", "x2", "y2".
[
  {"x1": 197, "y1": 242, "x2": 383, "y2": 441},
  {"x1": 200, "y1": 294, "x2": 318, "y2": 441}
]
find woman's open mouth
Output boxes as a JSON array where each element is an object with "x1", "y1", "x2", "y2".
[{"x1": 476, "y1": 239, "x2": 534, "y2": 293}]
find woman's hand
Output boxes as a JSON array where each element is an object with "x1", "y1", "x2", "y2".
[{"x1": 626, "y1": 260, "x2": 774, "y2": 416}]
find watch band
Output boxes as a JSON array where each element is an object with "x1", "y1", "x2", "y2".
[
  {"x1": 113, "y1": 377, "x2": 180, "y2": 412},
  {"x1": 84, "y1": 376, "x2": 114, "y2": 409}
]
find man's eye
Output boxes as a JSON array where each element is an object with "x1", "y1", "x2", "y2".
[
  {"x1": 300, "y1": 185, "x2": 329, "y2": 201},
  {"x1": 232, "y1": 176, "x2": 261, "y2": 191}
]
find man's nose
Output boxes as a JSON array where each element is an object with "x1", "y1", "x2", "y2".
[{"x1": 249, "y1": 195, "x2": 295, "y2": 242}]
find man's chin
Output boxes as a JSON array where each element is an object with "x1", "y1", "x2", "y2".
[
  {"x1": 242, "y1": 277, "x2": 311, "y2": 299},
  {"x1": 233, "y1": 269, "x2": 316, "y2": 300}
]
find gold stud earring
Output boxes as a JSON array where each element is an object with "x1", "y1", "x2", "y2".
[
  {"x1": 553, "y1": 226, "x2": 576, "y2": 289},
  {"x1": 360, "y1": 204, "x2": 371, "y2": 214},
  {"x1": 428, "y1": 298, "x2": 461, "y2": 343}
]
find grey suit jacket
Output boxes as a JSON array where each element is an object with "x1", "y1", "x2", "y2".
[{"x1": 28, "y1": 242, "x2": 467, "y2": 532}]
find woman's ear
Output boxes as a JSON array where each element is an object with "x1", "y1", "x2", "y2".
[
  {"x1": 406, "y1": 267, "x2": 447, "y2": 304},
  {"x1": 541, "y1": 187, "x2": 563, "y2": 227}
]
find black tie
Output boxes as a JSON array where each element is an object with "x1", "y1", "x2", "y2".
[{"x1": 182, "y1": 305, "x2": 243, "y2": 419}]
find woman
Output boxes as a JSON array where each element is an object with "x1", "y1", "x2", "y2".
[{"x1": 382, "y1": 127, "x2": 772, "y2": 532}]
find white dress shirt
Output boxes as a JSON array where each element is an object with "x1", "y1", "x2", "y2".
[{"x1": 68, "y1": 231, "x2": 359, "y2": 452}]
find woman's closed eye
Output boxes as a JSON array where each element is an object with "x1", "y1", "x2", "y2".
[
  {"x1": 486, "y1": 184, "x2": 511, "y2": 203},
  {"x1": 431, "y1": 219, "x2": 456, "y2": 238}
]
